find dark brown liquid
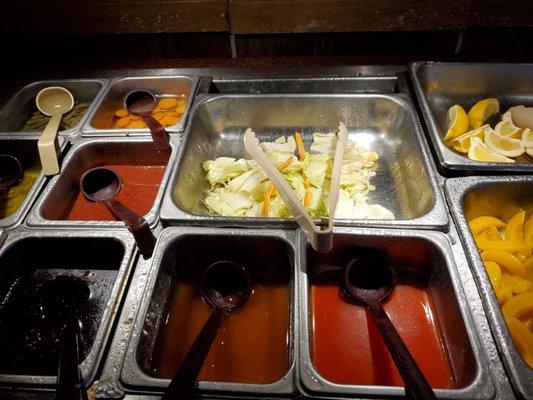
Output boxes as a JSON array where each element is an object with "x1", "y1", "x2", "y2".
[
  {"x1": 0, "y1": 269, "x2": 116, "y2": 375},
  {"x1": 151, "y1": 282, "x2": 290, "y2": 384}
]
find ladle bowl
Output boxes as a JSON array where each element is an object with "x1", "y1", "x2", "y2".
[
  {"x1": 0, "y1": 154, "x2": 23, "y2": 191},
  {"x1": 162, "y1": 261, "x2": 251, "y2": 400},
  {"x1": 80, "y1": 167, "x2": 156, "y2": 258},
  {"x1": 124, "y1": 90, "x2": 170, "y2": 151},
  {"x1": 344, "y1": 252, "x2": 437, "y2": 400}
]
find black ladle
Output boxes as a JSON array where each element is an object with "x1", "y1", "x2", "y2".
[
  {"x1": 162, "y1": 261, "x2": 251, "y2": 400},
  {"x1": 80, "y1": 167, "x2": 156, "y2": 258},
  {"x1": 0, "y1": 154, "x2": 23, "y2": 196},
  {"x1": 37, "y1": 275, "x2": 90, "y2": 400},
  {"x1": 125, "y1": 90, "x2": 170, "y2": 152},
  {"x1": 344, "y1": 254, "x2": 437, "y2": 400}
]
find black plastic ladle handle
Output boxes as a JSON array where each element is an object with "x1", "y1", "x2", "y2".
[
  {"x1": 141, "y1": 113, "x2": 170, "y2": 152},
  {"x1": 368, "y1": 302, "x2": 437, "y2": 400},
  {"x1": 162, "y1": 306, "x2": 227, "y2": 400},
  {"x1": 103, "y1": 197, "x2": 156, "y2": 258},
  {"x1": 56, "y1": 321, "x2": 84, "y2": 400}
]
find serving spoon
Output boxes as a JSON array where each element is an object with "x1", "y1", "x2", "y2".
[
  {"x1": 125, "y1": 90, "x2": 170, "y2": 151},
  {"x1": 162, "y1": 261, "x2": 251, "y2": 400},
  {"x1": 344, "y1": 253, "x2": 437, "y2": 400},
  {"x1": 79, "y1": 167, "x2": 156, "y2": 258}
]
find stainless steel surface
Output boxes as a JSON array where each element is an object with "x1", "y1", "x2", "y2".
[
  {"x1": 0, "y1": 79, "x2": 108, "y2": 138},
  {"x1": 161, "y1": 93, "x2": 448, "y2": 230},
  {"x1": 26, "y1": 136, "x2": 179, "y2": 230},
  {"x1": 410, "y1": 62, "x2": 533, "y2": 174},
  {"x1": 83, "y1": 75, "x2": 199, "y2": 136},
  {"x1": 120, "y1": 227, "x2": 297, "y2": 396},
  {"x1": 0, "y1": 229, "x2": 136, "y2": 388},
  {"x1": 0, "y1": 135, "x2": 68, "y2": 229},
  {"x1": 297, "y1": 227, "x2": 494, "y2": 399},
  {"x1": 446, "y1": 176, "x2": 533, "y2": 400}
]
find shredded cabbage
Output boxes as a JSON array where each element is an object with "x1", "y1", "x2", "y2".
[{"x1": 201, "y1": 127, "x2": 394, "y2": 220}]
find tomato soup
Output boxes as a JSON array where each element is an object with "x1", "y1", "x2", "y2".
[
  {"x1": 67, "y1": 165, "x2": 165, "y2": 221},
  {"x1": 311, "y1": 275, "x2": 453, "y2": 387},
  {"x1": 151, "y1": 281, "x2": 290, "y2": 384}
]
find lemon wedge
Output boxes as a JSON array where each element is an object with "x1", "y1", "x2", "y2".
[
  {"x1": 451, "y1": 125, "x2": 488, "y2": 153},
  {"x1": 501, "y1": 111, "x2": 513, "y2": 122},
  {"x1": 468, "y1": 137, "x2": 515, "y2": 163},
  {"x1": 468, "y1": 98, "x2": 500, "y2": 129},
  {"x1": 495, "y1": 120, "x2": 522, "y2": 138},
  {"x1": 484, "y1": 127, "x2": 525, "y2": 157},
  {"x1": 444, "y1": 105, "x2": 469, "y2": 141}
]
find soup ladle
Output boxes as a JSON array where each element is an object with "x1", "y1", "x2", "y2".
[
  {"x1": 344, "y1": 253, "x2": 437, "y2": 400},
  {"x1": 37, "y1": 275, "x2": 90, "y2": 400},
  {"x1": 80, "y1": 167, "x2": 156, "y2": 258},
  {"x1": 0, "y1": 155, "x2": 23, "y2": 196},
  {"x1": 162, "y1": 261, "x2": 251, "y2": 400},
  {"x1": 125, "y1": 90, "x2": 170, "y2": 152}
]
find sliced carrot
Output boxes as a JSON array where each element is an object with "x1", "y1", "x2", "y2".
[
  {"x1": 294, "y1": 132, "x2": 306, "y2": 161},
  {"x1": 114, "y1": 109, "x2": 129, "y2": 118},
  {"x1": 304, "y1": 189, "x2": 313, "y2": 207},
  {"x1": 115, "y1": 116, "x2": 131, "y2": 128},
  {"x1": 277, "y1": 156, "x2": 293, "y2": 171},
  {"x1": 302, "y1": 171, "x2": 311, "y2": 188},
  {"x1": 261, "y1": 186, "x2": 276, "y2": 217}
]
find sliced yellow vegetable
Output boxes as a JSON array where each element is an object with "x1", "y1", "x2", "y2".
[
  {"x1": 481, "y1": 250, "x2": 527, "y2": 277},
  {"x1": 476, "y1": 239, "x2": 530, "y2": 255},
  {"x1": 505, "y1": 211, "x2": 526, "y2": 243},
  {"x1": 496, "y1": 283, "x2": 513, "y2": 305},
  {"x1": 502, "y1": 291, "x2": 533, "y2": 319},
  {"x1": 484, "y1": 261, "x2": 502, "y2": 291},
  {"x1": 504, "y1": 316, "x2": 533, "y2": 368},
  {"x1": 501, "y1": 274, "x2": 532, "y2": 294},
  {"x1": 525, "y1": 216, "x2": 533, "y2": 248},
  {"x1": 469, "y1": 216, "x2": 506, "y2": 235},
  {"x1": 487, "y1": 225, "x2": 503, "y2": 241}
]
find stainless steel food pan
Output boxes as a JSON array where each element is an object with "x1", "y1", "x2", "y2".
[
  {"x1": 26, "y1": 137, "x2": 178, "y2": 229},
  {"x1": 298, "y1": 228, "x2": 494, "y2": 399},
  {"x1": 120, "y1": 227, "x2": 298, "y2": 396},
  {"x1": 0, "y1": 230, "x2": 135, "y2": 388},
  {"x1": 0, "y1": 136, "x2": 68, "y2": 229},
  {"x1": 83, "y1": 75, "x2": 199, "y2": 136},
  {"x1": 0, "y1": 79, "x2": 107, "y2": 138},
  {"x1": 160, "y1": 94, "x2": 448, "y2": 230},
  {"x1": 446, "y1": 176, "x2": 533, "y2": 399},
  {"x1": 410, "y1": 62, "x2": 533, "y2": 174}
]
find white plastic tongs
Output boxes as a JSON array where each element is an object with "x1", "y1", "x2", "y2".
[{"x1": 244, "y1": 122, "x2": 348, "y2": 253}]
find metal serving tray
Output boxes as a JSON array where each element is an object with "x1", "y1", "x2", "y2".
[
  {"x1": 83, "y1": 75, "x2": 199, "y2": 136},
  {"x1": 0, "y1": 79, "x2": 108, "y2": 138},
  {"x1": 0, "y1": 136, "x2": 68, "y2": 229},
  {"x1": 297, "y1": 227, "x2": 494, "y2": 399},
  {"x1": 160, "y1": 94, "x2": 448, "y2": 230},
  {"x1": 410, "y1": 62, "x2": 533, "y2": 174},
  {"x1": 446, "y1": 176, "x2": 533, "y2": 399},
  {"x1": 120, "y1": 227, "x2": 298, "y2": 397},
  {"x1": 26, "y1": 137, "x2": 179, "y2": 230},
  {"x1": 0, "y1": 229, "x2": 136, "y2": 388}
]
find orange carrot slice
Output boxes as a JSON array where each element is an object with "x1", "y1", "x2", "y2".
[
  {"x1": 304, "y1": 189, "x2": 312, "y2": 207},
  {"x1": 294, "y1": 132, "x2": 306, "y2": 161},
  {"x1": 261, "y1": 186, "x2": 276, "y2": 217},
  {"x1": 277, "y1": 156, "x2": 293, "y2": 171}
]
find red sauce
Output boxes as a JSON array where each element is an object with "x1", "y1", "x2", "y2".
[
  {"x1": 66, "y1": 165, "x2": 165, "y2": 221},
  {"x1": 311, "y1": 278, "x2": 453, "y2": 387},
  {"x1": 151, "y1": 282, "x2": 290, "y2": 384}
]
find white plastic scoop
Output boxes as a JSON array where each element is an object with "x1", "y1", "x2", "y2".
[
  {"x1": 36, "y1": 86, "x2": 74, "y2": 176},
  {"x1": 244, "y1": 122, "x2": 348, "y2": 253}
]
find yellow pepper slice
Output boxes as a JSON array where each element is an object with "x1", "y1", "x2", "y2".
[
  {"x1": 469, "y1": 216, "x2": 506, "y2": 236},
  {"x1": 484, "y1": 261, "x2": 502, "y2": 291},
  {"x1": 496, "y1": 283, "x2": 513, "y2": 305},
  {"x1": 504, "y1": 315, "x2": 533, "y2": 368},
  {"x1": 502, "y1": 291, "x2": 533, "y2": 319},
  {"x1": 525, "y1": 216, "x2": 533, "y2": 248},
  {"x1": 481, "y1": 250, "x2": 527, "y2": 277},
  {"x1": 505, "y1": 211, "x2": 526, "y2": 243},
  {"x1": 476, "y1": 239, "x2": 530, "y2": 255},
  {"x1": 501, "y1": 274, "x2": 532, "y2": 294},
  {"x1": 487, "y1": 225, "x2": 503, "y2": 241}
]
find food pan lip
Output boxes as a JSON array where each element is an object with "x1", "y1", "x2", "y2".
[
  {"x1": 0, "y1": 229, "x2": 136, "y2": 388},
  {"x1": 297, "y1": 227, "x2": 494, "y2": 399},
  {"x1": 409, "y1": 61, "x2": 533, "y2": 174},
  {"x1": 445, "y1": 175, "x2": 533, "y2": 399},
  {"x1": 0, "y1": 78, "x2": 109, "y2": 138},
  {"x1": 81, "y1": 75, "x2": 200, "y2": 136},
  {"x1": 0, "y1": 135, "x2": 68, "y2": 230},
  {"x1": 120, "y1": 227, "x2": 298, "y2": 395},
  {"x1": 25, "y1": 136, "x2": 179, "y2": 230},
  {"x1": 160, "y1": 93, "x2": 449, "y2": 231}
]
